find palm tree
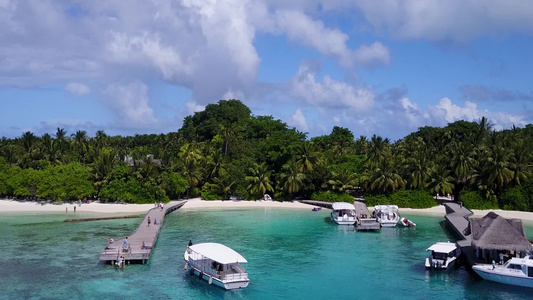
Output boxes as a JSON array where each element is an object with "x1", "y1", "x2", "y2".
[
  {"x1": 367, "y1": 134, "x2": 389, "y2": 168},
  {"x1": 218, "y1": 124, "x2": 235, "y2": 156},
  {"x1": 354, "y1": 135, "x2": 369, "y2": 155},
  {"x1": 92, "y1": 148, "x2": 117, "y2": 196},
  {"x1": 21, "y1": 131, "x2": 37, "y2": 154},
  {"x1": 369, "y1": 159, "x2": 405, "y2": 193},
  {"x1": 95, "y1": 130, "x2": 108, "y2": 151},
  {"x1": 246, "y1": 163, "x2": 274, "y2": 199},
  {"x1": 328, "y1": 169, "x2": 357, "y2": 192},
  {"x1": 509, "y1": 139, "x2": 532, "y2": 185},
  {"x1": 427, "y1": 164, "x2": 455, "y2": 197},
  {"x1": 72, "y1": 130, "x2": 89, "y2": 164},
  {"x1": 40, "y1": 133, "x2": 60, "y2": 164},
  {"x1": 295, "y1": 142, "x2": 320, "y2": 173},
  {"x1": 210, "y1": 168, "x2": 236, "y2": 200},
  {"x1": 481, "y1": 146, "x2": 513, "y2": 190},
  {"x1": 281, "y1": 161, "x2": 305, "y2": 197},
  {"x1": 407, "y1": 148, "x2": 433, "y2": 189}
]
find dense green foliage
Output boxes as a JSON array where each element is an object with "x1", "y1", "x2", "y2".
[
  {"x1": 460, "y1": 190, "x2": 499, "y2": 210},
  {"x1": 311, "y1": 191, "x2": 354, "y2": 203},
  {"x1": 365, "y1": 190, "x2": 435, "y2": 208},
  {"x1": 2, "y1": 101, "x2": 533, "y2": 210}
]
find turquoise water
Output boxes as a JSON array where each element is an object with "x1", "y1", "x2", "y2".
[{"x1": 1, "y1": 209, "x2": 533, "y2": 300}]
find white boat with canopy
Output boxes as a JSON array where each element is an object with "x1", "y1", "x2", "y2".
[
  {"x1": 184, "y1": 243, "x2": 249, "y2": 290},
  {"x1": 472, "y1": 254, "x2": 533, "y2": 288},
  {"x1": 330, "y1": 202, "x2": 357, "y2": 225},
  {"x1": 425, "y1": 242, "x2": 461, "y2": 270},
  {"x1": 374, "y1": 205, "x2": 400, "y2": 227}
]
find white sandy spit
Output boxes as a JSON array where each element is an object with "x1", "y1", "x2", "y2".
[
  {"x1": 0, "y1": 199, "x2": 154, "y2": 214},
  {"x1": 1, "y1": 198, "x2": 533, "y2": 223}
]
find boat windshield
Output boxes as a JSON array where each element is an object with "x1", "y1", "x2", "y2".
[{"x1": 432, "y1": 252, "x2": 448, "y2": 260}]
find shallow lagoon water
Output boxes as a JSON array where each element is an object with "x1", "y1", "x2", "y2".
[{"x1": 1, "y1": 208, "x2": 532, "y2": 300}]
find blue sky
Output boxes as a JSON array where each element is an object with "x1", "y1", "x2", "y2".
[{"x1": 1, "y1": 0, "x2": 532, "y2": 140}]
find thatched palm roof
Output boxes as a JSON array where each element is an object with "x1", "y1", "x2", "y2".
[{"x1": 467, "y1": 212, "x2": 532, "y2": 252}]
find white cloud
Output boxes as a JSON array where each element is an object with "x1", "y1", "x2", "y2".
[
  {"x1": 273, "y1": 10, "x2": 389, "y2": 67},
  {"x1": 102, "y1": 81, "x2": 156, "y2": 126},
  {"x1": 428, "y1": 97, "x2": 528, "y2": 129},
  {"x1": 186, "y1": 101, "x2": 205, "y2": 115},
  {"x1": 288, "y1": 108, "x2": 309, "y2": 132},
  {"x1": 290, "y1": 63, "x2": 375, "y2": 112},
  {"x1": 355, "y1": 0, "x2": 533, "y2": 40},
  {"x1": 65, "y1": 82, "x2": 91, "y2": 96}
]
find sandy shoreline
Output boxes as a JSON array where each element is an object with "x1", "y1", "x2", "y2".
[{"x1": 1, "y1": 198, "x2": 533, "y2": 223}]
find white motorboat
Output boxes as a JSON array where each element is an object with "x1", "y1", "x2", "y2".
[
  {"x1": 425, "y1": 242, "x2": 461, "y2": 270},
  {"x1": 184, "y1": 243, "x2": 249, "y2": 290},
  {"x1": 400, "y1": 217, "x2": 416, "y2": 227},
  {"x1": 472, "y1": 254, "x2": 533, "y2": 288},
  {"x1": 374, "y1": 205, "x2": 400, "y2": 227},
  {"x1": 330, "y1": 202, "x2": 357, "y2": 225}
]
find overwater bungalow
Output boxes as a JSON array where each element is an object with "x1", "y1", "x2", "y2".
[{"x1": 465, "y1": 212, "x2": 533, "y2": 264}]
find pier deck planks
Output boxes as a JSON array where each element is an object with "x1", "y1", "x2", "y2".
[{"x1": 99, "y1": 200, "x2": 186, "y2": 264}]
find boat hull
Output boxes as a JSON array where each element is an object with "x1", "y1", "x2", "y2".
[
  {"x1": 425, "y1": 258, "x2": 456, "y2": 270},
  {"x1": 330, "y1": 214, "x2": 356, "y2": 225},
  {"x1": 188, "y1": 267, "x2": 250, "y2": 290},
  {"x1": 473, "y1": 266, "x2": 533, "y2": 288},
  {"x1": 380, "y1": 221, "x2": 398, "y2": 228}
]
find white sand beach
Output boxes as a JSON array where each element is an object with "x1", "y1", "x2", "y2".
[{"x1": 1, "y1": 198, "x2": 533, "y2": 223}]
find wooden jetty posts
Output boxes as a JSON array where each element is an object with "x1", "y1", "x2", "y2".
[
  {"x1": 99, "y1": 200, "x2": 187, "y2": 265},
  {"x1": 301, "y1": 200, "x2": 380, "y2": 230}
]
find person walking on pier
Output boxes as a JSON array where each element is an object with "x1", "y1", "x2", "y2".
[{"x1": 147, "y1": 216, "x2": 151, "y2": 227}]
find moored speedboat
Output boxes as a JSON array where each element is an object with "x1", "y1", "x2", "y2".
[
  {"x1": 330, "y1": 202, "x2": 357, "y2": 225},
  {"x1": 400, "y1": 217, "x2": 416, "y2": 227},
  {"x1": 425, "y1": 242, "x2": 461, "y2": 270},
  {"x1": 184, "y1": 243, "x2": 249, "y2": 290},
  {"x1": 472, "y1": 255, "x2": 533, "y2": 288},
  {"x1": 374, "y1": 205, "x2": 400, "y2": 227},
  {"x1": 312, "y1": 207, "x2": 322, "y2": 211}
]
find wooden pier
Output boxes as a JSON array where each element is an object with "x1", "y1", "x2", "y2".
[
  {"x1": 99, "y1": 200, "x2": 187, "y2": 265},
  {"x1": 300, "y1": 200, "x2": 380, "y2": 230},
  {"x1": 353, "y1": 201, "x2": 380, "y2": 231},
  {"x1": 443, "y1": 202, "x2": 478, "y2": 267}
]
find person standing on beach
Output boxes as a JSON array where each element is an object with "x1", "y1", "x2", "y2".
[{"x1": 74, "y1": 206, "x2": 76, "y2": 213}]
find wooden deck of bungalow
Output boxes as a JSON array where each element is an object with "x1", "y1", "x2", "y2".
[{"x1": 99, "y1": 200, "x2": 187, "y2": 265}]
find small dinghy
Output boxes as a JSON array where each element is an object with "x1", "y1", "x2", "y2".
[
  {"x1": 312, "y1": 207, "x2": 322, "y2": 211},
  {"x1": 400, "y1": 217, "x2": 416, "y2": 227}
]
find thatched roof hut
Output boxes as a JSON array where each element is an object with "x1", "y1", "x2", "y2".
[{"x1": 466, "y1": 212, "x2": 532, "y2": 252}]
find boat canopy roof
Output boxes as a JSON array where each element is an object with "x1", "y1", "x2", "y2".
[
  {"x1": 374, "y1": 205, "x2": 399, "y2": 211},
  {"x1": 332, "y1": 202, "x2": 355, "y2": 211},
  {"x1": 189, "y1": 243, "x2": 247, "y2": 264},
  {"x1": 426, "y1": 242, "x2": 457, "y2": 253}
]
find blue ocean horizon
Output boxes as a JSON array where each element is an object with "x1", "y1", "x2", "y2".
[{"x1": 1, "y1": 208, "x2": 532, "y2": 299}]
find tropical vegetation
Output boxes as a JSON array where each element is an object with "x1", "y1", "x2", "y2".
[{"x1": 1, "y1": 100, "x2": 533, "y2": 211}]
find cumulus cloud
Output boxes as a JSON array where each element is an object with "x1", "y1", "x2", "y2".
[
  {"x1": 290, "y1": 63, "x2": 375, "y2": 112},
  {"x1": 186, "y1": 101, "x2": 205, "y2": 115},
  {"x1": 102, "y1": 81, "x2": 156, "y2": 126},
  {"x1": 65, "y1": 82, "x2": 91, "y2": 96},
  {"x1": 428, "y1": 97, "x2": 528, "y2": 130},
  {"x1": 355, "y1": 0, "x2": 533, "y2": 40},
  {"x1": 273, "y1": 10, "x2": 389, "y2": 67},
  {"x1": 288, "y1": 108, "x2": 309, "y2": 132}
]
